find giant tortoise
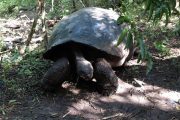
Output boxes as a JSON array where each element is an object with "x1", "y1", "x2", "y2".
[{"x1": 41, "y1": 7, "x2": 134, "y2": 95}]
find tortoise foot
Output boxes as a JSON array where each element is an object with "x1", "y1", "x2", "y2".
[
  {"x1": 41, "y1": 57, "x2": 71, "y2": 92},
  {"x1": 93, "y1": 58, "x2": 118, "y2": 96}
]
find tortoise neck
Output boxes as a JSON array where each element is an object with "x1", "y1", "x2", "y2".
[{"x1": 73, "y1": 48, "x2": 85, "y2": 60}]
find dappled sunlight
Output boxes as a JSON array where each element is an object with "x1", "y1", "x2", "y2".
[
  {"x1": 125, "y1": 59, "x2": 147, "y2": 66},
  {"x1": 1, "y1": 1, "x2": 180, "y2": 119},
  {"x1": 115, "y1": 78, "x2": 180, "y2": 111},
  {"x1": 62, "y1": 82, "x2": 81, "y2": 95},
  {"x1": 62, "y1": 78, "x2": 180, "y2": 119},
  {"x1": 66, "y1": 99, "x2": 104, "y2": 119},
  {"x1": 170, "y1": 48, "x2": 180, "y2": 57}
]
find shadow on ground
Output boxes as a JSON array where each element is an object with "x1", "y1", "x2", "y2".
[
  {"x1": 116, "y1": 55, "x2": 180, "y2": 92},
  {"x1": 0, "y1": 48, "x2": 180, "y2": 120},
  {"x1": 2, "y1": 85, "x2": 179, "y2": 120}
]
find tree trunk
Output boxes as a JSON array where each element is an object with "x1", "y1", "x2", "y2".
[
  {"x1": 25, "y1": 0, "x2": 46, "y2": 51},
  {"x1": 72, "y1": 0, "x2": 77, "y2": 12},
  {"x1": 51, "y1": 0, "x2": 54, "y2": 11}
]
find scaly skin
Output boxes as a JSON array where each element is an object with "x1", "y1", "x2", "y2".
[
  {"x1": 42, "y1": 56, "x2": 119, "y2": 96},
  {"x1": 93, "y1": 58, "x2": 118, "y2": 96},
  {"x1": 41, "y1": 57, "x2": 71, "y2": 92},
  {"x1": 73, "y1": 48, "x2": 93, "y2": 81}
]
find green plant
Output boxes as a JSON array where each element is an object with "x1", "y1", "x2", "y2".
[
  {"x1": 0, "y1": 0, "x2": 36, "y2": 17},
  {"x1": 0, "y1": 37, "x2": 5, "y2": 52},
  {"x1": 154, "y1": 40, "x2": 170, "y2": 56},
  {"x1": 117, "y1": 0, "x2": 153, "y2": 74},
  {"x1": 117, "y1": 15, "x2": 153, "y2": 74},
  {"x1": 174, "y1": 20, "x2": 180, "y2": 36},
  {"x1": 1, "y1": 49, "x2": 22, "y2": 79},
  {"x1": 0, "y1": 48, "x2": 50, "y2": 94},
  {"x1": 143, "y1": 0, "x2": 179, "y2": 26},
  {"x1": 18, "y1": 50, "x2": 50, "y2": 78},
  {"x1": 0, "y1": 106, "x2": 6, "y2": 115},
  {"x1": 46, "y1": 0, "x2": 74, "y2": 19}
]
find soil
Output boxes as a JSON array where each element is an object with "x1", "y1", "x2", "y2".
[{"x1": 0, "y1": 12, "x2": 180, "y2": 120}]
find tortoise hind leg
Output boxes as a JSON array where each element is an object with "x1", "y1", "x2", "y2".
[
  {"x1": 93, "y1": 58, "x2": 118, "y2": 96},
  {"x1": 41, "y1": 57, "x2": 71, "y2": 92}
]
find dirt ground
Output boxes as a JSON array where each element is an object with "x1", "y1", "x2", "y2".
[{"x1": 0, "y1": 13, "x2": 180, "y2": 120}]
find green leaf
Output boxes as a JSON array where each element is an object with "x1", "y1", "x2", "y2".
[
  {"x1": 117, "y1": 16, "x2": 131, "y2": 24},
  {"x1": 137, "y1": 53, "x2": 142, "y2": 63},
  {"x1": 164, "y1": 8, "x2": 169, "y2": 26},
  {"x1": 153, "y1": 7, "x2": 162, "y2": 22},
  {"x1": 8, "y1": 99, "x2": 17, "y2": 105},
  {"x1": 159, "y1": 6, "x2": 165, "y2": 20},
  {"x1": 1, "y1": 109, "x2": 6, "y2": 115},
  {"x1": 166, "y1": 3, "x2": 171, "y2": 17},
  {"x1": 117, "y1": 28, "x2": 128, "y2": 46},
  {"x1": 125, "y1": 32, "x2": 133, "y2": 49},
  {"x1": 145, "y1": 0, "x2": 152, "y2": 11},
  {"x1": 139, "y1": 38, "x2": 145, "y2": 59},
  {"x1": 148, "y1": 2, "x2": 154, "y2": 21},
  {"x1": 171, "y1": 0, "x2": 176, "y2": 9},
  {"x1": 146, "y1": 55, "x2": 153, "y2": 74}
]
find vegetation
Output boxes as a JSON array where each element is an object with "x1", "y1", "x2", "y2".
[
  {"x1": 0, "y1": 0, "x2": 179, "y2": 118},
  {"x1": 0, "y1": 0, "x2": 179, "y2": 85},
  {"x1": 0, "y1": 0, "x2": 180, "y2": 71},
  {"x1": 0, "y1": 0, "x2": 179, "y2": 74}
]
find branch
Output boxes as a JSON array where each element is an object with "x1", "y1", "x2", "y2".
[
  {"x1": 102, "y1": 113, "x2": 124, "y2": 120},
  {"x1": 26, "y1": 15, "x2": 38, "y2": 46}
]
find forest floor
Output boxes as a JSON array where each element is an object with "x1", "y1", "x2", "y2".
[{"x1": 0, "y1": 11, "x2": 180, "y2": 120}]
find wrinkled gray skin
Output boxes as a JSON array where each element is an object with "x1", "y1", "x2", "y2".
[{"x1": 41, "y1": 7, "x2": 134, "y2": 95}]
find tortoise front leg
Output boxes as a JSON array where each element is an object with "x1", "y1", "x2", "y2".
[
  {"x1": 93, "y1": 58, "x2": 118, "y2": 96},
  {"x1": 41, "y1": 57, "x2": 71, "y2": 92}
]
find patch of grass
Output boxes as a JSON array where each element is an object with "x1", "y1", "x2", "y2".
[
  {"x1": 0, "y1": 48, "x2": 50, "y2": 94},
  {"x1": 18, "y1": 50, "x2": 50, "y2": 79},
  {"x1": 0, "y1": 37, "x2": 4, "y2": 52},
  {"x1": 0, "y1": 105, "x2": 6, "y2": 116},
  {"x1": 0, "y1": 0, "x2": 36, "y2": 18},
  {"x1": 174, "y1": 21, "x2": 180, "y2": 36},
  {"x1": 46, "y1": 0, "x2": 72, "y2": 19},
  {"x1": 1, "y1": 49, "x2": 22, "y2": 78},
  {"x1": 154, "y1": 40, "x2": 170, "y2": 56}
]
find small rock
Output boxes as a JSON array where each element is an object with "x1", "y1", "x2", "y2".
[
  {"x1": 4, "y1": 20, "x2": 21, "y2": 29},
  {"x1": 13, "y1": 36, "x2": 23, "y2": 43},
  {"x1": 4, "y1": 36, "x2": 23, "y2": 43},
  {"x1": 3, "y1": 36, "x2": 23, "y2": 50},
  {"x1": 4, "y1": 37, "x2": 13, "y2": 50},
  {"x1": 31, "y1": 37, "x2": 43, "y2": 43}
]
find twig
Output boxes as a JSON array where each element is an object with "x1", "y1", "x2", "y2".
[
  {"x1": 0, "y1": 49, "x2": 12, "y2": 55},
  {"x1": 25, "y1": 0, "x2": 47, "y2": 51},
  {"x1": 62, "y1": 111, "x2": 71, "y2": 118},
  {"x1": 79, "y1": 0, "x2": 86, "y2": 7},
  {"x1": 26, "y1": 15, "x2": 38, "y2": 47},
  {"x1": 89, "y1": 101, "x2": 98, "y2": 110},
  {"x1": 72, "y1": 0, "x2": 77, "y2": 11},
  {"x1": 127, "y1": 110, "x2": 145, "y2": 119},
  {"x1": 102, "y1": 113, "x2": 124, "y2": 120}
]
